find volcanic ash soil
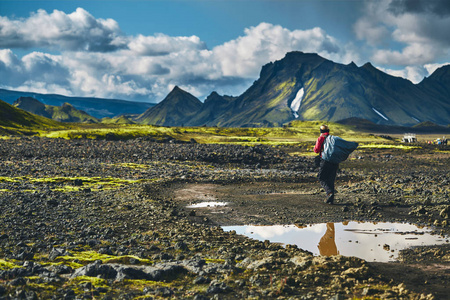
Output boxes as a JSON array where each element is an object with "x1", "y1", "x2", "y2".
[{"x1": 0, "y1": 137, "x2": 449, "y2": 299}]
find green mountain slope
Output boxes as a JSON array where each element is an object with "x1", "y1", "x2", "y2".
[
  {"x1": 214, "y1": 52, "x2": 450, "y2": 127},
  {"x1": 101, "y1": 115, "x2": 136, "y2": 124},
  {"x1": 136, "y1": 86, "x2": 202, "y2": 126},
  {"x1": 0, "y1": 99, "x2": 63, "y2": 129},
  {"x1": 13, "y1": 97, "x2": 99, "y2": 123},
  {"x1": 213, "y1": 52, "x2": 327, "y2": 127}
]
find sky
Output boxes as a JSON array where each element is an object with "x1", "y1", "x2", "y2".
[{"x1": 1, "y1": 0, "x2": 450, "y2": 103}]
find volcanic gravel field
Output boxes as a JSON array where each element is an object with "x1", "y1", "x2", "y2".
[{"x1": 0, "y1": 137, "x2": 449, "y2": 299}]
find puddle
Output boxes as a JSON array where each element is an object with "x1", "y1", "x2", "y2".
[
  {"x1": 223, "y1": 222, "x2": 449, "y2": 262},
  {"x1": 186, "y1": 201, "x2": 228, "y2": 208}
]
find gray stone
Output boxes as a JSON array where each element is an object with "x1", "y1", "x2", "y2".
[{"x1": 71, "y1": 261, "x2": 186, "y2": 282}]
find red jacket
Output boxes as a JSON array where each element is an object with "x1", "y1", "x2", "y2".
[{"x1": 314, "y1": 132, "x2": 329, "y2": 155}]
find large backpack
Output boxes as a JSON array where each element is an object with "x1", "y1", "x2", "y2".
[{"x1": 322, "y1": 135, "x2": 358, "y2": 164}]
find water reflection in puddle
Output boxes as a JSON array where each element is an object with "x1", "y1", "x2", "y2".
[
  {"x1": 223, "y1": 222, "x2": 449, "y2": 262},
  {"x1": 186, "y1": 201, "x2": 228, "y2": 208}
]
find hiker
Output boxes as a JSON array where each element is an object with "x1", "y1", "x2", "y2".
[{"x1": 314, "y1": 125, "x2": 338, "y2": 204}]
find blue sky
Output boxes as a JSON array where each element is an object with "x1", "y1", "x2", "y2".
[{"x1": 1, "y1": 0, "x2": 450, "y2": 103}]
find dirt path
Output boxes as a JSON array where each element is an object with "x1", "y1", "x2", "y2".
[{"x1": 174, "y1": 181, "x2": 431, "y2": 226}]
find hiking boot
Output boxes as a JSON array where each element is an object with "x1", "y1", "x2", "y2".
[{"x1": 325, "y1": 193, "x2": 334, "y2": 204}]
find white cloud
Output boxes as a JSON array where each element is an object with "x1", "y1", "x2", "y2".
[
  {"x1": 14, "y1": 81, "x2": 73, "y2": 96},
  {"x1": 424, "y1": 63, "x2": 450, "y2": 75},
  {"x1": 128, "y1": 34, "x2": 206, "y2": 56},
  {"x1": 213, "y1": 23, "x2": 344, "y2": 78},
  {"x1": 380, "y1": 66, "x2": 427, "y2": 84},
  {"x1": 0, "y1": 9, "x2": 355, "y2": 102},
  {"x1": 372, "y1": 43, "x2": 439, "y2": 65},
  {"x1": 0, "y1": 8, "x2": 125, "y2": 51},
  {"x1": 355, "y1": 0, "x2": 450, "y2": 67}
]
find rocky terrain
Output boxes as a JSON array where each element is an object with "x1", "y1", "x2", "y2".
[{"x1": 0, "y1": 137, "x2": 448, "y2": 299}]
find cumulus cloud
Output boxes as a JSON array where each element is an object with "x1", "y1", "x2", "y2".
[
  {"x1": 355, "y1": 0, "x2": 450, "y2": 67},
  {"x1": 423, "y1": 63, "x2": 450, "y2": 75},
  {"x1": 0, "y1": 8, "x2": 355, "y2": 102},
  {"x1": 0, "y1": 8, "x2": 125, "y2": 51},
  {"x1": 128, "y1": 34, "x2": 207, "y2": 56},
  {"x1": 213, "y1": 23, "x2": 344, "y2": 78},
  {"x1": 0, "y1": 50, "x2": 70, "y2": 87}
]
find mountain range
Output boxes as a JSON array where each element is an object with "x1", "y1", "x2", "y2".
[
  {"x1": 143, "y1": 52, "x2": 449, "y2": 127},
  {"x1": 1, "y1": 51, "x2": 449, "y2": 127},
  {"x1": 0, "y1": 89, "x2": 154, "y2": 119}
]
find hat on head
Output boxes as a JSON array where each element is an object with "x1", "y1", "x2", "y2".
[{"x1": 320, "y1": 124, "x2": 329, "y2": 133}]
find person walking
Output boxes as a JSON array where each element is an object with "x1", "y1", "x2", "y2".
[{"x1": 314, "y1": 124, "x2": 339, "y2": 204}]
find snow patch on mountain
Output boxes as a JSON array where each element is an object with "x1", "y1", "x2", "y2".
[
  {"x1": 412, "y1": 117, "x2": 420, "y2": 122},
  {"x1": 291, "y1": 88, "x2": 304, "y2": 118},
  {"x1": 372, "y1": 108, "x2": 389, "y2": 121}
]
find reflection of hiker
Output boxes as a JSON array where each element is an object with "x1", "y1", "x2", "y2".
[
  {"x1": 314, "y1": 125, "x2": 338, "y2": 204},
  {"x1": 318, "y1": 223, "x2": 338, "y2": 256}
]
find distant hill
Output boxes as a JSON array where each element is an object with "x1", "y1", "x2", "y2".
[
  {"x1": 136, "y1": 86, "x2": 203, "y2": 126},
  {"x1": 0, "y1": 99, "x2": 62, "y2": 129},
  {"x1": 101, "y1": 115, "x2": 136, "y2": 124},
  {"x1": 0, "y1": 89, "x2": 154, "y2": 119},
  {"x1": 13, "y1": 97, "x2": 99, "y2": 123},
  {"x1": 134, "y1": 52, "x2": 449, "y2": 127}
]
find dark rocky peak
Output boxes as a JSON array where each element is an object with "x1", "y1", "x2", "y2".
[
  {"x1": 347, "y1": 61, "x2": 358, "y2": 68},
  {"x1": 362, "y1": 62, "x2": 377, "y2": 71},
  {"x1": 259, "y1": 51, "x2": 327, "y2": 78},
  {"x1": 204, "y1": 92, "x2": 224, "y2": 104},
  {"x1": 169, "y1": 85, "x2": 185, "y2": 95},
  {"x1": 13, "y1": 96, "x2": 44, "y2": 108},
  {"x1": 12, "y1": 97, "x2": 50, "y2": 118},
  {"x1": 163, "y1": 86, "x2": 201, "y2": 105},
  {"x1": 426, "y1": 64, "x2": 450, "y2": 82}
]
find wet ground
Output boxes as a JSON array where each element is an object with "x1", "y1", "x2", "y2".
[
  {"x1": 222, "y1": 222, "x2": 448, "y2": 262},
  {"x1": 0, "y1": 138, "x2": 449, "y2": 299},
  {"x1": 172, "y1": 146, "x2": 450, "y2": 299}
]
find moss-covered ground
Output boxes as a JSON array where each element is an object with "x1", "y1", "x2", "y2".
[{"x1": 1, "y1": 120, "x2": 389, "y2": 145}]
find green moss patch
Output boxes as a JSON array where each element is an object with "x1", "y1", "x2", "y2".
[
  {"x1": 0, "y1": 175, "x2": 154, "y2": 193},
  {"x1": 70, "y1": 275, "x2": 109, "y2": 288},
  {"x1": 52, "y1": 251, "x2": 152, "y2": 267},
  {"x1": 0, "y1": 258, "x2": 21, "y2": 270}
]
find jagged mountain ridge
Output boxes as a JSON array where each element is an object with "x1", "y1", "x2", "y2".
[
  {"x1": 187, "y1": 92, "x2": 237, "y2": 126},
  {"x1": 13, "y1": 97, "x2": 99, "y2": 123},
  {"x1": 139, "y1": 52, "x2": 449, "y2": 127}
]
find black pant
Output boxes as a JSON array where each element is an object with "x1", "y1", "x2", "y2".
[{"x1": 318, "y1": 159, "x2": 339, "y2": 195}]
